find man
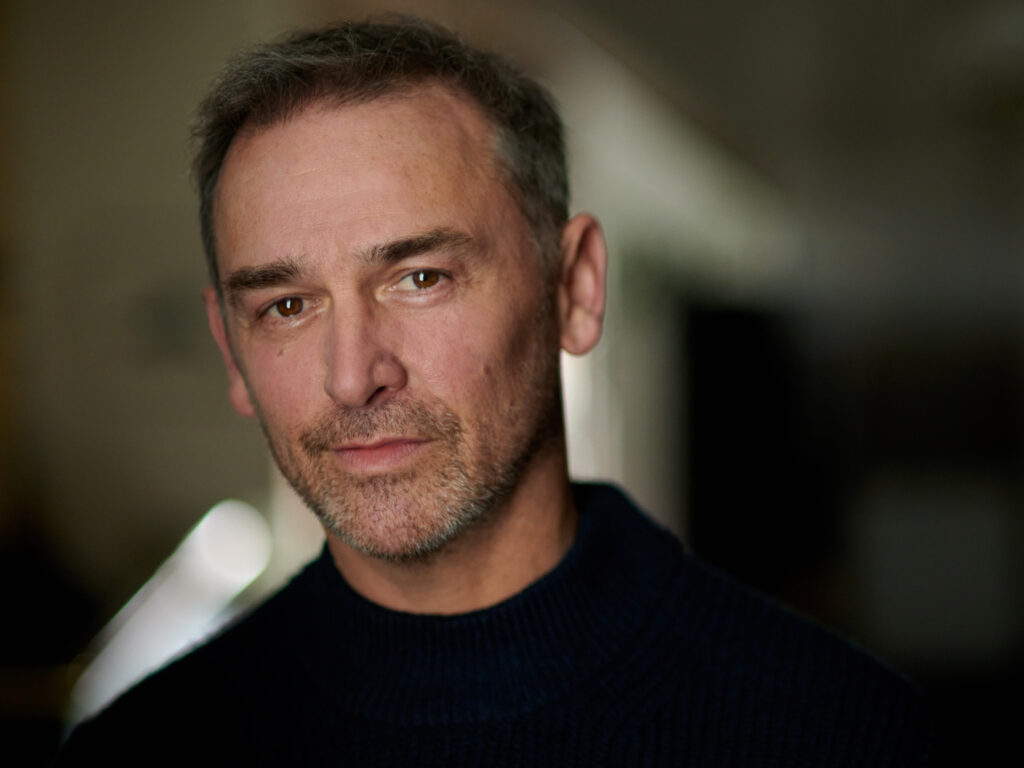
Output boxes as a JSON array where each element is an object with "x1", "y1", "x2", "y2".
[{"x1": 59, "y1": 18, "x2": 933, "y2": 766}]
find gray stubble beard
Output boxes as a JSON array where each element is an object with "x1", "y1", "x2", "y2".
[{"x1": 258, "y1": 359, "x2": 562, "y2": 564}]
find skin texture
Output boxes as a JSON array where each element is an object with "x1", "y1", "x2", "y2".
[{"x1": 205, "y1": 84, "x2": 607, "y2": 614}]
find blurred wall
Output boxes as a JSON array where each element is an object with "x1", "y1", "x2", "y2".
[{"x1": 4, "y1": 0, "x2": 301, "y2": 605}]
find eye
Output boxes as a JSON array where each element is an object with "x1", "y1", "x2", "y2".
[
  {"x1": 398, "y1": 270, "x2": 445, "y2": 290},
  {"x1": 269, "y1": 297, "x2": 304, "y2": 317}
]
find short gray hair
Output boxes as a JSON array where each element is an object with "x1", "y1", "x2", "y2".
[{"x1": 192, "y1": 17, "x2": 568, "y2": 289}]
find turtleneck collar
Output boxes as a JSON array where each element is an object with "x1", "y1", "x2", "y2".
[{"x1": 280, "y1": 483, "x2": 685, "y2": 725}]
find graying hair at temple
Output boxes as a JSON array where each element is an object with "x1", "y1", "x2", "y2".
[{"x1": 191, "y1": 17, "x2": 569, "y2": 291}]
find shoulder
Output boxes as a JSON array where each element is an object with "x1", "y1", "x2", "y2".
[
  {"x1": 676, "y1": 551, "x2": 929, "y2": 704},
  {"x1": 673, "y1": 560, "x2": 935, "y2": 762},
  {"x1": 580, "y1": 483, "x2": 924, "y2": 691},
  {"x1": 578, "y1": 483, "x2": 934, "y2": 764},
  {"x1": 665, "y1": 548, "x2": 935, "y2": 762}
]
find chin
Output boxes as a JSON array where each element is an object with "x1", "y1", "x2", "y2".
[{"x1": 310, "y1": 475, "x2": 496, "y2": 563}]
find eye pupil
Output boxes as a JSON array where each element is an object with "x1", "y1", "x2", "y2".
[
  {"x1": 276, "y1": 298, "x2": 303, "y2": 316},
  {"x1": 413, "y1": 271, "x2": 440, "y2": 288}
]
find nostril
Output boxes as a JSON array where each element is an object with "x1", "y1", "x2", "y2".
[{"x1": 368, "y1": 385, "x2": 391, "y2": 404}]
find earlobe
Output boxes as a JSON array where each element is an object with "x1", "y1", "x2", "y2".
[
  {"x1": 203, "y1": 286, "x2": 257, "y2": 419},
  {"x1": 557, "y1": 214, "x2": 608, "y2": 355}
]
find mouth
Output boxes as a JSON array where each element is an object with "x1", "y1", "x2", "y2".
[{"x1": 331, "y1": 437, "x2": 433, "y2": 474}]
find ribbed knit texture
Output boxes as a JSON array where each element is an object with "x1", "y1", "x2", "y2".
[{"x1": 57, "y1": 484, "x2": 934, "y2": 766}]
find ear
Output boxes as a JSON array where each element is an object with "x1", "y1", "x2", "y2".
[
  {"x1": 557, "y1": 213, "x2": 607, "y2": 355},
  {"x1": 203, "y1": 286, "x2": 257, "y2": 419}
]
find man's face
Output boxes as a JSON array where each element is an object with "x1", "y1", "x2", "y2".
[{"x1": 208, "y1": 86, "x2": 563, "y2": 561}]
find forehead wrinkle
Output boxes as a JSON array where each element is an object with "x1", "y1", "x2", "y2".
[
  {"x1": 359, "y1": 227, "x2": 477, "y2": 266},
  {"x1": 216, "y1": 93, "x2": 512, "y2": 304}
]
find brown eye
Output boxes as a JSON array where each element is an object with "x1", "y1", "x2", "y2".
[
  {"x1": 411, "y1": 270, "x2": 441, "y2": 289},
  {"x1": 273, "y1": 297, "x2": 303, "y2": 317}
]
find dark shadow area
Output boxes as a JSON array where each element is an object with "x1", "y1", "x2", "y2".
[
  {"x1": 0, "y1": 515, "x2": 99, "y2": 766},
  {"x1": 686, "y1": 305, "x2": 847, "y2": 615},
  {"x1": 686, "y1": 300, "x2": 1023, "y2": 767}
]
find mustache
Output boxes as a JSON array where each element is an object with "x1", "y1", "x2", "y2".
[{"x1": 299, "y1": 400, "x2": 461, "y2": 455}]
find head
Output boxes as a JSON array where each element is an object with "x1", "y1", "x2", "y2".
[
  {"x1": 194, "y1": 17, "x2": 568, "y2": 292},
  {"x1": 194, "y1": 19, "x2": 606, "y2": 563}
]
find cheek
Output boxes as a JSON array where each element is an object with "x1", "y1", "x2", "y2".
[
  {"x1": 242, "y1": 339, "x2": 323, "y2": 423},
  {"x1": 400, "y1": 314, "x2": 491, "y2": 395},
  {"x1": 400, "y1": 298, "x2": 542, "y2": 407}
]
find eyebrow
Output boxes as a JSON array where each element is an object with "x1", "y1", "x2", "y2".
[
  {"x1": 222, "y1": 260, "x2": 303, "y2": 306},
  {"x1": 361, "y1": 227, "x2": 476, "y2": 265},
  {"x1": 221, "y1": 228, "x2": 478, "y2": 305}
]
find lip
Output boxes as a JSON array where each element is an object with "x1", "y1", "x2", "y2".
[{"x1": 331, "y1": 437, "x2": 432, "y2": 474}]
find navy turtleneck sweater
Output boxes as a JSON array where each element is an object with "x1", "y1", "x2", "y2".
[{"x1": 58, "y1": 484, "x2": 934, "y2": 765}]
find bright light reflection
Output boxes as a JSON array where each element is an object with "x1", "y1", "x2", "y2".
[{"x1": 67, "y1": 500, "x2": 271, "y2": 726}]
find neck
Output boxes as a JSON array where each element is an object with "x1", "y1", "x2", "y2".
[{"x1": 324, "y1": 441, "x2": 577, "y2": 615}]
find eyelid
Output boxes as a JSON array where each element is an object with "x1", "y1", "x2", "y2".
[
  {"x1": 256, "y1": 294, "x2": 312, "y2": 322},
  {"x1": 394, "y1": 268, "x2": 450, "y2": 291}
]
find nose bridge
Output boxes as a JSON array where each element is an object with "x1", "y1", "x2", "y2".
[{"x1": 323, "y1": 298, "x2": 405, "y2": 407}]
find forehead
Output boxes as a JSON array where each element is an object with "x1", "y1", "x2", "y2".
[{"x1": 212, "y1": 86, "x2": 515, "y2": 272}]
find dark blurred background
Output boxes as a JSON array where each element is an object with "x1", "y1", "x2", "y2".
[{"x1": 2, "y1": 0, "x2": 1021, "y2": 764}]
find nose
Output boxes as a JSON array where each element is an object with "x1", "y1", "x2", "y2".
[{"x1": 323, "y1": 304, "x2": 407, "y2": 407}]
